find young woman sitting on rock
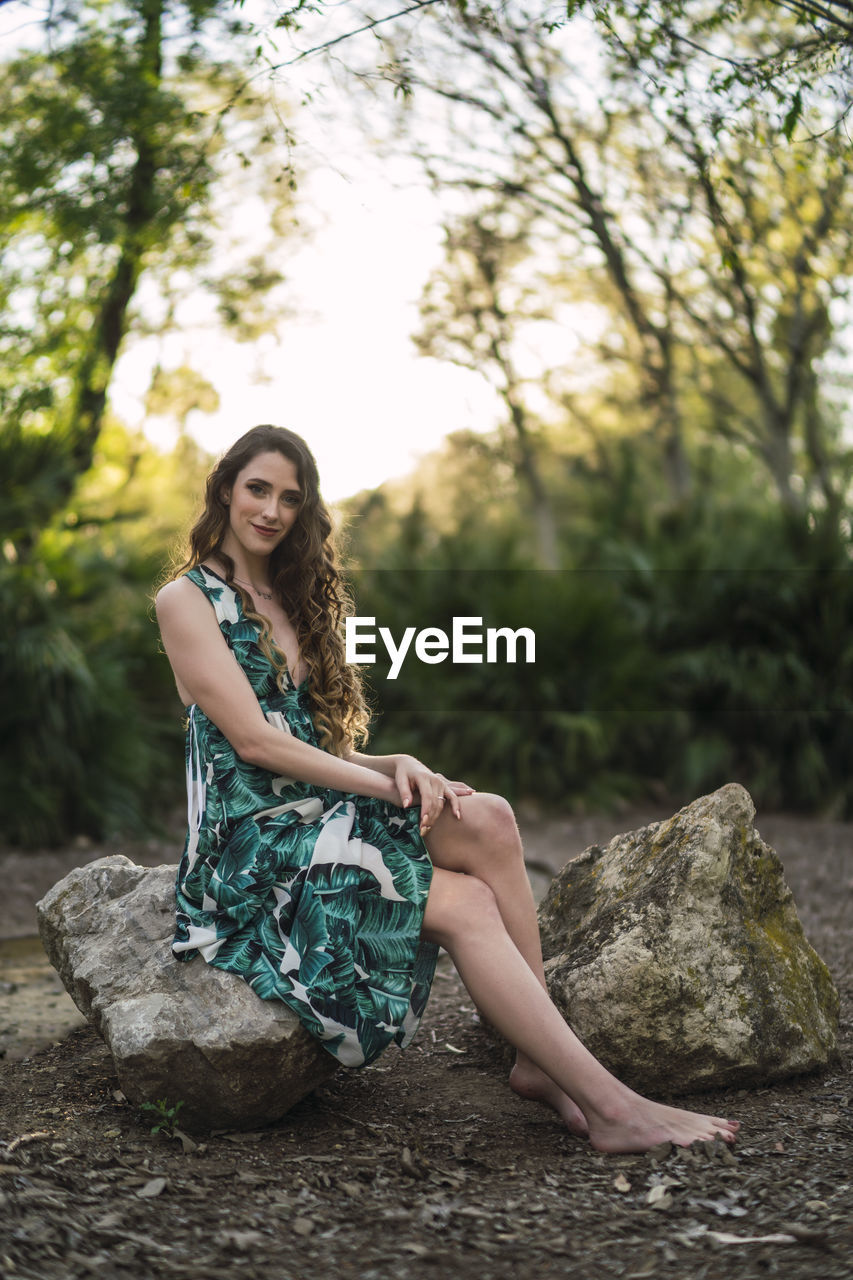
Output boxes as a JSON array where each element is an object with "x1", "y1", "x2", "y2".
[{"x1": 155, "y1": 424, "x2": 739, "y2": 1154}]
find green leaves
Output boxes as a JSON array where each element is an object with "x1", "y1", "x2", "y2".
[
  {"x1": 781, "y1": 88, "x2": 803, "y2": 142},
  {"x1": 140, "y1": 1097, "x2": 185, "y2": 1136}
]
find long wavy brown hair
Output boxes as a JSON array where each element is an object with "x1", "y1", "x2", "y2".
[{"x1": 169, "y1": 425, "x2": 370, "y2": 755}]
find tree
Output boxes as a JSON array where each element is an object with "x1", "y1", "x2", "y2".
[
  {"x1": 0, "y1": 0, "x2": 300, "y2": 843},
  {"x1": 360, "y1": 1, "x2": 853, "y2": 529},
  {"x1": 579, "y1": 0, "x2": 853, "y2": 125},
  {"x1": 416, "y1": 210, "x2": 561, "y2": 568},
  {"x1": 0, "y1": 0, "x2": 295, "y2": 555}
]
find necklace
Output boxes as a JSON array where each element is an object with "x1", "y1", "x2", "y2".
[{"x1": 234, "y1": 576, "x2": 274, "y2": 601}]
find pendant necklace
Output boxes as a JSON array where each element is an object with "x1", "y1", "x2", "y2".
[{"x1": 234, "y1": 576, "x2": 273, "y2": 601}]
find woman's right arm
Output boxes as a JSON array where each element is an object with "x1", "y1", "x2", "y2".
[{"x1": 155, "y1": 578, "x2": 401, "y2": 803}]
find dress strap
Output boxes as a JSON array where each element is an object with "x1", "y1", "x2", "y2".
[{"x1": 185, "y1": 565, "x2": 241, "y2": 629}]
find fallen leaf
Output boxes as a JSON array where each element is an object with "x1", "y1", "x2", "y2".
[
  {"x1": 782, "y1": 1222, "x2": 832, "y2": 1247},
  {"x1": 172, "y1": 1128, "x2": 198, "y2": 1155},
  {"x1": 646, "y1": 1185, "x2": 673, "y2": 1209},
  {"x1": 218, "y1": 1230, "x2": 265, "y2": 1250},
  {"x1": 691, "y1": 1197, "x2": 748, "y2": 1218},
  {"x1": 400, "y1": 1147, "x2": 425, "y2": 1179},
  {"x1": 707, "y1": 1230, "x2": 798, "y2": 1246},
  {"x1": 92, "y1": 1212, "x2": 124, "y2": 1231},
  {"x1": 102, "y1": 1129, "x2": 121, "y2": 1140},
  {"x1": 292, "y1": 1216, "x2": 315, "y2": 1236},
  {"x1": 445, "y1": 1043, "x2": 465, "y2": 1054},
  {"x1": 137, "y1": 1177, "x2": 167, "y2": 1198},
  {"x1": 7, "y1": 1131, "x2": 51, "y2": 1152},
  {"x1": 613, "y1": 1173, "x2": 631, "y2": 1193}
]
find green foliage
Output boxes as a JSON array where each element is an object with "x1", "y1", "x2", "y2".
[
  {"x1": 0, "y1": 423, "x2": 209, "y2": 847},
  {"x1": 344, "y1": 420, "x2": 853, "y2": 819},
  {"x1": 3, "y1": 0, "x2": 851, "y2": 846},
  {"x1": 630, "y1": 559, "x2": 853, "y2": 815},
  {"x1": 0, "y1": 0, "x2": 297, "y2": 547},
  {"x1": 371, "y1": 2, "x2": 853, "y2": 525},
  {"x1": 353, "y1": 567, "x2": 658, "y2": 811},
  {"x1": 0, "y1": 0, "x2": 299, "y2": 848},
  {"x1": 583, "y1": 0, "x2": 852, "y2": 120},
  {"x1": 141, "y1": 1097, "x2": 185, "y2": 1135},
  {"x1": 354, "y1": 2, "x2": 853, "y2": 825}
]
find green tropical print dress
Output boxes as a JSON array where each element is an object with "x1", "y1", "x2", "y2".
[{"x1": 172, "y1": 565, "x2": 438, "y2": 1067}]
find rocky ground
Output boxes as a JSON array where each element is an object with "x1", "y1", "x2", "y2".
[{"x1": 0, "y1": 807, "x2": 851, "y2": 1280}]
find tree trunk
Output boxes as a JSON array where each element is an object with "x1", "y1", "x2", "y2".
[
  {"x1": 63, "y1": 0, "x2": 163, "y2": 487},
  {"x1": 503, "y1": 384, "x2": 560, "y2": 570}
]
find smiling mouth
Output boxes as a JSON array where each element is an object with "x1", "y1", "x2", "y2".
[{"x1": 251, "y1": 524, "x2": 279, "y2": 537}]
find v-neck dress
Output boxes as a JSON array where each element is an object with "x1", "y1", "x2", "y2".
[{"x1": 171, "y1": 565, "x2": 438, "y2": 1067}]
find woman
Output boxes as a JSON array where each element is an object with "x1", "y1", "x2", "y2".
[{"x1": 156, "y1": 425, "x2": 739, "y2": 1153}]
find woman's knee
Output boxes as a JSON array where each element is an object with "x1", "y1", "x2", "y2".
[
  {"x1": 425, "y1": 791, "x2": 522, "y2": 877},
  {"x1": 482, "y1": 792, "x2": 519, "y2": 839},
  {"x1": 466, "y1": 792, "x2": 521, "y2": 859},
  {"x1": 422, "y1": 868, "x2": 502, "y2": 949}
]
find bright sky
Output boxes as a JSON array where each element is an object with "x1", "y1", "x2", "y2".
[
  {"x1": 107, "y1": 0, "x2": 511, "y2": 505},
  {"x1": 1, "y1": 0, "x2": 504, "y2": 503},
  {"x1": 115, "y1": 155, "x2": 503, "y2": 502}
]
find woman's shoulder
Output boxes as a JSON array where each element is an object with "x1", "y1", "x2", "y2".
[
  {"x1": 157, "y1": 565, "x2": 241, "y2": 629},
  {"x1": 156, "y1": 572, "x2": 200, "y2": 610},
  {"x1": 155, "y1": 570, "x2": 215, "y2": 623},
  {"x1": 157, "y1": 565, "x2": 226, "y2": 603}
]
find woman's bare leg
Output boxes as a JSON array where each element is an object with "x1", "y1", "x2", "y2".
[
  {"x1": 424, "y1": 793, "x2": 588, "y2": 1133},
  {"x1": 421, "y1": 864, "x2": 739, "y2": 1154}
]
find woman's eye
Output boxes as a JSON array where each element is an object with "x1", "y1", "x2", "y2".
[
  {"x1": 248, "y1": 483, "x2": 265, "y2": 495},
  {"x1": 283, "y1": 494, "x2": 301, "y2": 507}
]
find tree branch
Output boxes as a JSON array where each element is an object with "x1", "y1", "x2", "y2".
[{"x1": 267, "y1": 0, "x2": 444, "y2": 69}]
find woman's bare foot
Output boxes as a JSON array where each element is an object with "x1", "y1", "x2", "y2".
[
  {"x1": 586, "y1": 1093, "x2": 740, "y2": 1155},
  {"x1": 509, "y1": 1063, "x2": 589, "y2": 1137}
]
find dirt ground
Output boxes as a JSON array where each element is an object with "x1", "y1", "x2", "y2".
[{"x1": 0, "y1": 806, "x2": 851, "y2": 1280}]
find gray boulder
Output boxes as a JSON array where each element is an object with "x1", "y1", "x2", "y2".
[
  {"x1": 537, "y1": 784, "x2": 839, "y2": 1094},
  {"x1": 37, "y1": 856, "x2": 337, "y2": 1131}
]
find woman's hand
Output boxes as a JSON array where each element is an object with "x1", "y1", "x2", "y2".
[{"x1": 393, "y1": 755, "x2": 475, "y2": 836}]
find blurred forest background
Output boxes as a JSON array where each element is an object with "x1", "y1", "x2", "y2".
[{"x1": 1, "y1": 0, "x2": 852, "y2": 847}]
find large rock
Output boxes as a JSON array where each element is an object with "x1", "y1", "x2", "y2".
[
  {"x1": 37, "y1": 857, "x2": 337, "y2": 1131},
  {"x1": 537, "y1": 784, "x2": 839, "y2": 1094}
]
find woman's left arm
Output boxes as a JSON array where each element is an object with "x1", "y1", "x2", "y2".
[{"x1": 344, "y1": 749, "x2": 474, "y2": 833}]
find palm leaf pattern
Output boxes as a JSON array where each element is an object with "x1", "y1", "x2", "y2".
[{"x1": 172, "y1": 565, "x2": 437, "y2": 1067}]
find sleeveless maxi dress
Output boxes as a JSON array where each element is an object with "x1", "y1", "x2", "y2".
[{"x1": 171, "y1": 565, "x2": 438, "y2": 1067}]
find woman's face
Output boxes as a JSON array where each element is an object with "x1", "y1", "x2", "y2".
[{"x1": 221, "y1": 450, "x2": 303, "y2": 562}]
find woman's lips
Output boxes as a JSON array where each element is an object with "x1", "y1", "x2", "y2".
[{"x1": 251, "y1": 524, "x2": 279, "y2": 537}]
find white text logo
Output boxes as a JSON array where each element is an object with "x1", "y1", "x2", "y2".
[{"x1": 345, "y1": 616, "x2": 536, "y2": 680}]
